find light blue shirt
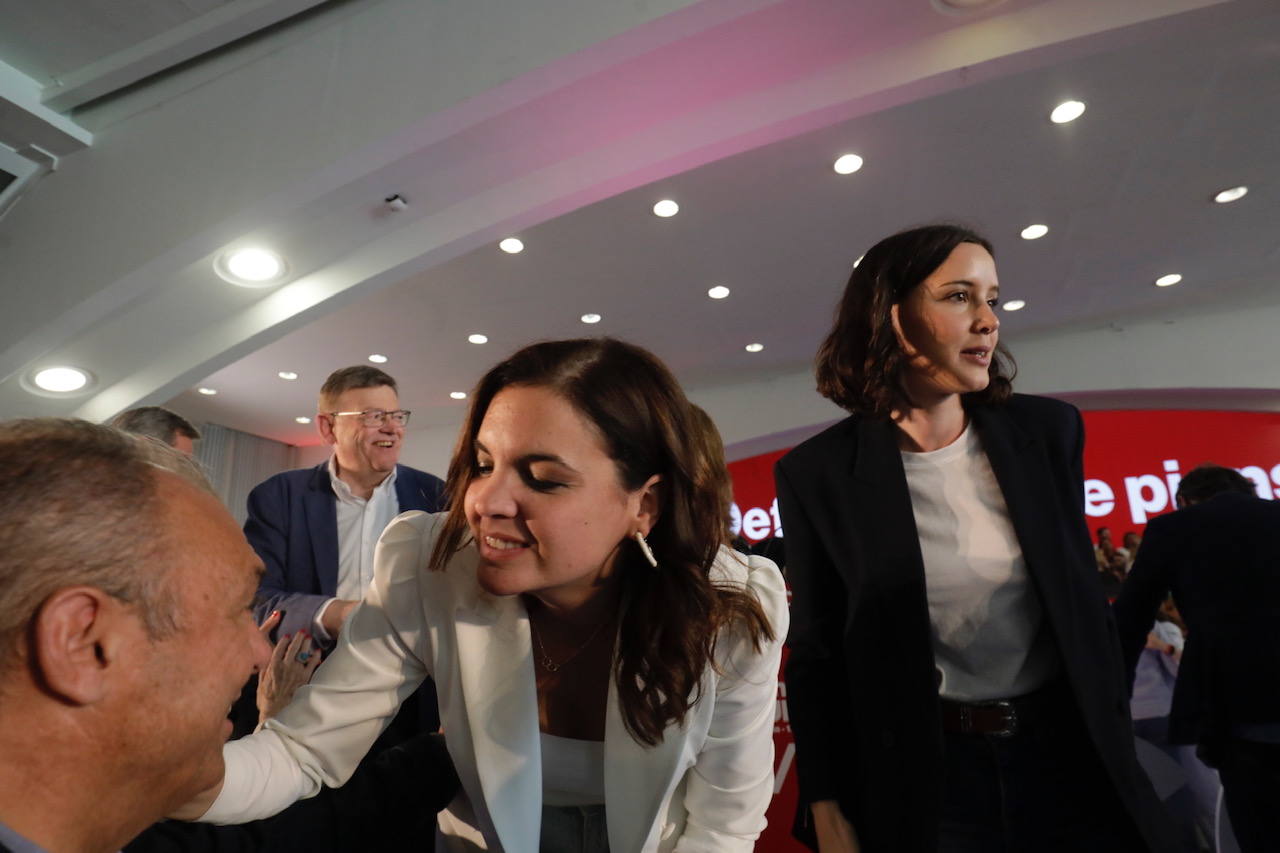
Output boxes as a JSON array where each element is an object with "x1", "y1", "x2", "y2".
[{"x1": 0, "y1": 820, "x2": 48, "y2": 853}]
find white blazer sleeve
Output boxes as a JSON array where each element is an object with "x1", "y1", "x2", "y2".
[
  {"x1": 201, "y1": 511, "x2": 439, "y2": 824},
  {"x1": 677, "y1": 551, "x2": 789, "y2": 852}
]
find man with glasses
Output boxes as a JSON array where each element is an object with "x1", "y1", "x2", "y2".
[{"x1": 243, "y1": 366, "x2": 444, "y2": 737}]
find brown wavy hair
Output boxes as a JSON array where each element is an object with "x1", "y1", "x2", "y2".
[
  {"x1": 428, "y1": 338, "x2": 774, "y2": 746},
  {"x1": 815, "y1": 224, "x2": 1015, "y2": 416}
]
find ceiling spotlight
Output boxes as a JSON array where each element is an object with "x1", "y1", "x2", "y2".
[
  {"x1": 580, "y1": 313, "x2": 602, "y2": 324},
  {"x1": 1213, "y1": 185, "x2": 1248, "y2": 204},
  {"x1": 468, "y1": 334, "x2": 488, "y2": 345},
  {"x1": 707, "y1": 286, "x2": 731, "y2": 299},
  {"x1": 277, "y1": 371, "x2": 298, "y2": 381},
  {"x1": 652, "y1": 199, "x2": 679, "y2": 218},
  {"x1": 745, "y1": 343, "x2": 764, "y2": 353},
  {"x1": 1050, "y1": 100, "x2": 1086, "y2": 124},
  {"x1": 33, "y1": 366, "x2": 89, "y2": 393},
  {"x1": 499, "y1": 237, "x2": 524, "y2": 254},
  {"x1": 1020, "y1": 224, "x2": 1049, "y2": 240},
  {"x1": 197, "y1": 387, "x2": 218, "y2": 396},
  {"x1": 833, "y1": 154, "x2": 864, "y2": 175},
  {"x1": 295, "y1": 416, "x2": 312, "y2": 424},
  {"x1": 450, "y1": 391, "x2": 467, "y2": 400},
  {"x1": 215, "y1": 247, "x2": 287, "y2": 286},
  {"x1": 1002, "y1": 299, "x2": 1026, "y2": 312},
  {"x1": 368, "y1": 354, "x2": 388, "y2": 364},
  {"x1": 1155, "y1": 273, "x2": 1183, "y2": 288}
]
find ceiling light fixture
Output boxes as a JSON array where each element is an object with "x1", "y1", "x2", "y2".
[
  {"x1": 652, "y1": 199, "x2": 679, "y2": 218},
  {"x1": 707, "y1": 286, "x2": 731, "y2": 299},
  {"x1": 468, "y1": 334, "x2": 488, "y2": 345},
  {"x1": 368, "y1": 354, "x2": 388, "y2": 364},
  {"x1": 1155, "y1": 274, "x2": 1183, "y2": 288},
  {"x1": 450, "y1": 391, "x2": 467, "y2": 400},
  {"x1": 215, "y1": 247, "x2": 287, "y2": 287},
  {"x1": 499, "y1": 237, "x2": 524, "y2": 254},
  {"x1": 744, "y1": 343, "x2": 764, "y2": 353},
  {"x1": 277, "y1": 371, "x2": 298, "y2": 381},
  {"x1": 580, "y1": 313, "x2": 602, "y2": 324},
  {"x1": 1050, "y1": 100, "x2": 1086, "y2": 124},
  {"x1": 295, "y1": 416, "x2": 312, "y2": 424},
  {"x1": 1020, "y1": 224, "x2": 1049, "y2": 240},
  {"x1": 833, "y1": 154, "x2": 864, "y2": 175},
  {"x1": 1213, "y1": 186, "x2": 1248, "y2": 204},
  {"x1": 33, "y1": 366, "x2": 89, "y2": 393},
  {"x1": 197, "y1": 387, "x2": 218, "y2": 396},
  {"x1": 1002, "y1": 299, "x2": 1026, "y2": 312}
]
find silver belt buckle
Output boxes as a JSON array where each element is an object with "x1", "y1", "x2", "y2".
[{"x1": 990, "y1": 700, "x2": 1019, "y2": 737}]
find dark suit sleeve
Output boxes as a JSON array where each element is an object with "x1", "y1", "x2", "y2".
[
  {"x1": 1113, "y1": 519, "x2": 1173, "y2": 695},
  {"x1": 245, "y1": 477, "x2": 330, "y2": 640},
  {"x1": 776, "y1": 460, "x2": 855, "y2": 808}
]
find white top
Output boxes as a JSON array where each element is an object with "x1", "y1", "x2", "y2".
[
  {"x1": 312, "y1": 456, "x2": 400, "y2": 641},
  {"x1": 202, "y1": 511, "x2": 788, "y2": 853},
  {"x1": 901, "y1": 425, "x2": 1057, "y2": 701},
  {"x1": 540, "y1": 733, "x2": 606, "y2": 806}
]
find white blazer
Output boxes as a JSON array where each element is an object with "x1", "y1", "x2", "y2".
[{"x1": 205, "y1": 511, "x2": 788, "y2": 852}]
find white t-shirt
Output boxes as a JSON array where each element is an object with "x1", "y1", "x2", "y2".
[
  {"x1": 901, "y1": 425, "x2": 1057, "y2": 701},
  {"x1": 540, "y1": 733, "x2": 606, "y2": 806}
]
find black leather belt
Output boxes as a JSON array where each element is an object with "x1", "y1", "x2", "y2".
[{"x1": 940, "y1": 680, "x2": 1066, "y2": 737}]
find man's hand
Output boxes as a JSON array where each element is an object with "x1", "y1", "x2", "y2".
[
  {"x1": 320, "y1": 598, "x2": 359, "y2": 638},
  {"x1": 257, "y1": 630, "x2": 321, "y2": 726},
  {"x1": 812, "y1": 800, "x2": 861, "y2": 853}
]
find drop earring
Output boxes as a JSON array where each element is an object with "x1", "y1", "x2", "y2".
[{"x1": 634, "y1": 531, "x2": 658, "y2": 569}]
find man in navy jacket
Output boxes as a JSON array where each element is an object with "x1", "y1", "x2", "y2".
[{"x1": 244, "y1": 365, "x2": 445, "y2": 733}]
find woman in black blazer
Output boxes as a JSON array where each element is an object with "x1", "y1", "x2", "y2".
[{"x1": 776, "y1": 225, "x2": 1177, "y2": 852}]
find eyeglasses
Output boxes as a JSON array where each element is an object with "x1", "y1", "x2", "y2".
[{"x1": 326, "y1": 409, "x2": 412, "y2": 427}]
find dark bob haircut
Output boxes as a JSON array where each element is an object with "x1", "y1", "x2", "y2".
[{"x1": 815, "y1": 223, "x2": 1015, "y2": 416}]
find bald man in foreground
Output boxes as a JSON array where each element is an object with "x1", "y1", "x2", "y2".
[{"x1": 0, "y1": 419, "x2": 271, "y2": 853}]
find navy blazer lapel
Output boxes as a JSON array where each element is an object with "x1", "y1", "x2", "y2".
[
  {"x1": 304, "y1": 462, "x2": 340, "y2": 596},
  {"x1": 970, "y1": 406, "x2": 1071, "y2": 606},
  {"x1": 393, "y1": 465, "x2": 430, "y2": 512}
]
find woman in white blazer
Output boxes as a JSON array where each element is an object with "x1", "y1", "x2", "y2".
[{"x1": 192, "y1": 338, "x2": 787, "y2": 852}]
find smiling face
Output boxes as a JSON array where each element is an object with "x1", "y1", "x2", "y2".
[
  {"x1": 464, "y1": 385, "x2": 657, "y2": 612},
  {"x1": 123, "y1": 474, "x2": 270, "y2": 809},
  {"x1": 319, "y1": 384, "x2": 403, "y2": 486},
  {"x1": 891, "y1": 242, "x2": 1000, "y2": 405}
]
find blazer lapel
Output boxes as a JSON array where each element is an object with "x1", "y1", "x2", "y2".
[
  {"x1": 454, "y1": 581, "x2": 542, "y2": 853},
  {"x1": 304, "y1": 463, "x2": 340, "y2": 596},
  {"x1": 393, "y1": 464, "x2": 429, "y2": 513},
  {"x1": 850, "y1": 418, "x2": 929, "y2": 599},
  {"x1": 970, "y1": 407, "x2": 1074, "y2": 610},
  {"x1": 603, "y1": 653, "x2": 689, "y2": 853}
]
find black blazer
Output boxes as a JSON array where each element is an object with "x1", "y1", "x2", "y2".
[
  {"x1": 776, "y1": 394, "x2": 1174, "y2": 852},
  {"x1": 1114, "y1": 491, "x2": 1280, "y2": 746}
]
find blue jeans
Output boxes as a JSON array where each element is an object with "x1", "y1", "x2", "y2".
[{"x1": 540, "y1": 804, "x2": 610, "y2": 853}]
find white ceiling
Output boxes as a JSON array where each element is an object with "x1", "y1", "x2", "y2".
[{"x1": 1, "y1": 0, "x2": 1276, "y2": 454}]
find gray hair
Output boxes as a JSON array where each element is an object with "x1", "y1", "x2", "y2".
[
  {"x1": 109, "y1": 406, "x2": 201, "y2": 447},
  {"x1": 0, "y1": 419, "x2": 215, "y2": 660}
]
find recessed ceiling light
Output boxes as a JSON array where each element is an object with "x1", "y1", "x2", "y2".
[
  {"x1": 295, "y1": 416, "x2": 312, "y2": 424},
  {"x1": 707, "y1": 286, "x2": 731, "y2": 299},
  {"x1": 1049, "y1": 100, "x2": 1086, "y2": 124},
  {"x1": 833, "y1": 154, "x2": 864, "y2": 175},
  {"x1": 499, "y1": 237, "x2": 524, "y2": 254},
  {"x1": 1213, "y1": 185, "x2": 1248, "y2": 203},
  {"x1": 1002, "y1": 299, "x2": 1026, "y2": 312},
  {"x1": 652, "y1": 199, "x2": 679, "y2": 218},
  {"x1": 214, "y1": 247, "x2": 287, "y2": 286},
  {"x1": 368, "y1": 354, "x2": 388, "y2": 364},
  {"x1": 1155, "y1": 273, "x2": 1183, "y2": 288},
  {"x1": 580, "y1": 313, "x2": 602, "y2": 324},
  {"x1": 745, "y1": 343, "x2": 764, "y2": 353},
  {"x1": 450, "y1": 391, "x2": 467, "y2": 400},
  {"x1": 468, "y1": 334, "x2": 488, "y2": 345},
  {"x1": 277, "y1": 371, "x2": 298, "y2": 381},
  {"x1": 1020, "y1": 224, "x2": 1049, "y2": 240},
  {"x1": 197, "y1": 387, "x2": 218, "y2": 396},
  {"x1": 33, "y1": 366, "x2": 89, "y2": 393}
]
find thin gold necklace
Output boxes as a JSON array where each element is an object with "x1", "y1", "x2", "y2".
[{"x1": 529, "y1": 613, "x2": 609, "y2": 673}]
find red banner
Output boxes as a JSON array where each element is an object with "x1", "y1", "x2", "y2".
[{"x1": 731, "y1": 408, "x2": 1280, "y2": 850}]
